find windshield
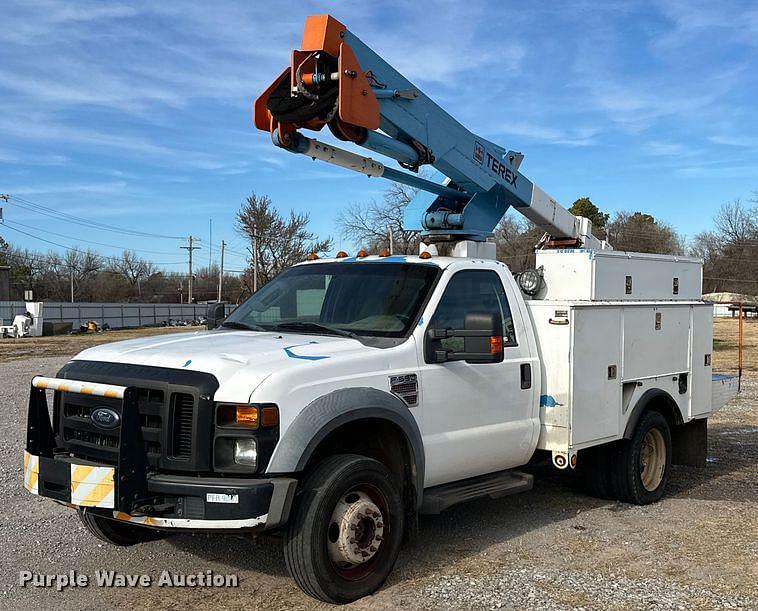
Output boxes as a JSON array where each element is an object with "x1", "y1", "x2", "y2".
[{"x1": 225, "y1": 262, "x2": 439, "y2": 338}]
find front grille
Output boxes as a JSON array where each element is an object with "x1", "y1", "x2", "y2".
[
  {"x1": 53, "y1": 360, "x2": 218, "y2": 473},
  {"x1": 170, "y1": 392, "x2": 194, "y2": 460},
  {"x1": 60, "y1": 393, "x2": 164, "y2": 464}
]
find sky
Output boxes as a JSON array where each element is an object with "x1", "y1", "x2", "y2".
[{"x1": 1, "y1": 0, "x2": 757, "y2": 273}]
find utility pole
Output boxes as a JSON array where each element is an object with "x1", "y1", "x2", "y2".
[
  {"x1": 388, "y1": 225, "x2": 394, "y2": 255},
  {"x1": 70, "y1": 268, "x2": 74, "y2": 303},
  {"x1": 209, "y1": 218, "x2": 213, "y2": 269},
  {"x1": 253, "y1": 233, "x2": 258, "y2": 292},
  {"x1": 180, "y1": 236, "x2": 201, "y2": 303},
  {"x1": 218, "y1": 240, "x2": 225, "y2": 302}
]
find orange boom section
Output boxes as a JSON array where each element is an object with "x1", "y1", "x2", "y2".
[{"x1": 253, "y1": 14, "x2": 379, "y2": 148}]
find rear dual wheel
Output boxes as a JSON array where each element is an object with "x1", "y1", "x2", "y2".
[
  {"x1": 612, "y1": 411, "x2": 672, "y2": 504},
  {"x1": 580, "y1": 411, "x2": 672, "y2": 505},
  {"x1": 283, "y1": 454, "x2": 404, "y2": 604}
]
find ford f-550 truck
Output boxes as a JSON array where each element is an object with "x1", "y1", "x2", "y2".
[{"x1": 23, "y1": 15, "x2": 739, "y2": 604}]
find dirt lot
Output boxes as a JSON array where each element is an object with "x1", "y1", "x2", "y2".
[
  {"x1": 0, "y1": 323, "x2": 755, "y2": 610},
  {"x1": 0, "y1": 326, "x2": 197, "y2": 363}
]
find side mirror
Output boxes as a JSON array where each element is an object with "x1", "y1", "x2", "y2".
[
  {"x1": 206, "y1": 303, "x2": 227, "y2": 330},
  {"x1": 425, "y1": 311, "x2": 504, "y2": 364}
]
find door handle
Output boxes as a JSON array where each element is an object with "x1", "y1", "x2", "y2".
[{"x1": 520, "y1": 363, "x2": 532, "y2": 390}]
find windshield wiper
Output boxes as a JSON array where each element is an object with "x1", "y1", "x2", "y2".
[
  {"x1": 272, "y1": 321, "x2": 360, "y2": 339},
  {"x1": 221, "y1": 321, "x2": 268, "y2": 332}
]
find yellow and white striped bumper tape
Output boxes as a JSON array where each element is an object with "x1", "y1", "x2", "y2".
[
  {"x1": 70, "y1": 464, "x2": 115, "y2": 508},
  {"x1": 23, "y1": 451, "x2": 115, "y2": 509},
  {"x1": 23, "y1": 451, "x2": 39, "y2": 495}
]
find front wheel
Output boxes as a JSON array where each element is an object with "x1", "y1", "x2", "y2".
[
  {"x1": 611, "y1": 411, "x2": 672, "y2": 504},
  {"x1": 283, "y1": 454, "x2": 404, "y2": 604},
  {"x1": 78, "y1": 510, "x2": 168, "y2": 546}
]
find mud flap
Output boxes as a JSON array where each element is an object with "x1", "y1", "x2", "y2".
[{"x1": 672, "y1": 418, "x2": 707, "y2": 467}]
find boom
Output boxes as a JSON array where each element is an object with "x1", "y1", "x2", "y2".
[{"x1": 255, "y1": 14, "x2": 610, "y2": 250}]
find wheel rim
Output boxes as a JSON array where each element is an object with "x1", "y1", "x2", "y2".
[
  {"x1": 640, "y1": 428, "x2": 666, "y2": 491},
  {"x1": 326, "y1": 484, "x2": 389, "y2": 580}
]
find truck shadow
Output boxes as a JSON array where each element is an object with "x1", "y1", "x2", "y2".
[{"x1": 167, "y1": 416, "x2": 755, "y2": 582}]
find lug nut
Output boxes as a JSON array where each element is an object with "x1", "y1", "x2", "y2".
[{"x1": 377, "y1": 522, "x2": 384, "y2": 528}]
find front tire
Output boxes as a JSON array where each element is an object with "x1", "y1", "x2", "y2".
[
  {"x1": 283, "y1": 454, "x2": 404, "y2": 604},
  {"x1": 78, "y1": 510, "x2": 168, "y2": 546},
  {"x1": 611, "y1": 411, "x2": 672, "y2": 504}
]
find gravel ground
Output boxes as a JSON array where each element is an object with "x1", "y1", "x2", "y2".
[{"x1": 0, "y1": 355, "x2": 755, "y2": 611}]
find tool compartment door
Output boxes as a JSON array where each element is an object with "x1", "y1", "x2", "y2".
[{"x1": 570, "y1": 306, "x2": 622, "y2": 445}]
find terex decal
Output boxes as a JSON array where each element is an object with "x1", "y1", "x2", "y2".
[
  {"x1": 485, "y1": 152, "x2": 518, "y2": 187},
  {"x1": 473, "y1": 141, "x2": 485, "y2": 164}
]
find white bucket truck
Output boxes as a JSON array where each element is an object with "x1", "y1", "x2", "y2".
[{"x1": 22, "y1": 14, "x2": 739, "y2": 604}]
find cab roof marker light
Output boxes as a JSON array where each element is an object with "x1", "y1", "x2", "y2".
[
  {"x1": 356, "y1": 249, "x2": 369, "y2": 258},
  {"x1": 336, "y1": 251, "x2": 349, "y2": 258}
]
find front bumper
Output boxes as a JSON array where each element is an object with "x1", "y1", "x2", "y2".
[{"x1": 24, "y1": 376, "x2": 296, "y2": 532}]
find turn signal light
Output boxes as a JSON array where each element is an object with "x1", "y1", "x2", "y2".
[
  {"x1": 217, "y1": 404, "x2": 279, "y2": 428},
  {"x1": 222, "y1": 405, "x2": 258, "y2": 426},
  {"x1": 490, "y1": 336, "x2": 503, "y2": 353}
]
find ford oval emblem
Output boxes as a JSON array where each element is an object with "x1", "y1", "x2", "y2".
[{"x1": 90, "y1": 407, "x2": 120, "y2": 429}]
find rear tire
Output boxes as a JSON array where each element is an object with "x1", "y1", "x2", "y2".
[
  {"x1": 283, "y1": 454, "x2": 404, "y2": 604},
  {"x1": 78, "y1": 510, "x2": 168, "y2": 546},
  {"x1": 611, "y1": 411, "x2": 672, "y2": 504},
  {"x1": 577, "y1": 443, "x2": 615, "y2": 499}
]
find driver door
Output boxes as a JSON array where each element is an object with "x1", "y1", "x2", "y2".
[{"x1": 418, "y1": 268, "x2": 535, "y2": 487}]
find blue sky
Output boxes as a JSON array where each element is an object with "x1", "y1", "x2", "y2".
[{"x1": 1, "y1": 0, "x2": 757, "y2": 273}]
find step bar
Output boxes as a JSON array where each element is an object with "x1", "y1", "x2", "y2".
[{"x1": 420, "y1": 470, "x2": 534, "y2": 514}]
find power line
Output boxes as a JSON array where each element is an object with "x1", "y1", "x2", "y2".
[
  {"x1": 8, "y1": 195, "x2": 185, "y2": 240},
  {"x1": 3, "y1": 219, "x2": 184, "y2": 256},
  {"x1": 0, "y1": 224, "x2": 185, "y2": 266}
]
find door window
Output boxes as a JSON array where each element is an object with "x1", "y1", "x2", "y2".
[{"x1": 430, "y1": 270, "x2": 517, "y2": 351}]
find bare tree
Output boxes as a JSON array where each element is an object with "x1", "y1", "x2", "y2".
[
  {"x1": 606, "y1": 211, "x2": 683, "y2": 254},
  {"x1": 337, "y1": 183, "x2": 421, "y2": 254},
  {"x1": 236, "y1": 193, "x2": 332, "y2": 289},
  {"x1": 693, "y1": 198, "x2": 758, "y2": 294},
  {"x1": 494, "y1": 214, "x2": 541, "y2": 272},
  {"x1": 109, "y1": 250, "x2": 155, "y2": 299},
  {"x1": 714, "y1": 198, "x2": 757, "y2": 242}
]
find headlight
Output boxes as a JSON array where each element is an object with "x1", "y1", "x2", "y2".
[{"x1": 233, "y1": 438, "x2": 258, "y2": 468}]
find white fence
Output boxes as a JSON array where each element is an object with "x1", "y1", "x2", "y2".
[{"x1": 0, "y1": 301, "x2": 235, "y2": 330}]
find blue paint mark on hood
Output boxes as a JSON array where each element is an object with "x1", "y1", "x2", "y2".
[
  {"x1": 283, "y1": 343, "x2": 329, "y2": 361},
  {"x1": 183, "y1": 359, "x2": 192, "y2": 368}
]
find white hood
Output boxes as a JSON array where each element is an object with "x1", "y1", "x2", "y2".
[{"x1": 73, "y1": 329, "x2": 368, "y2": 400}]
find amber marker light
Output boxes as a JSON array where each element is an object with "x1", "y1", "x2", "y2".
[
  {"x1": 490, "y1": 336, "x2": 504, "y2": 353},
  {"x1": 378, "y1": 249, "x2": 390, "y2": 257},
  {"x1": 306, "y1": 252, "x2": 319, "y2": 261},
  {"x1": 419, "y1": 251, "x2": 433, "y2": 259},
  {"x1": 336, "y1": 251, "x2": 349, "y2": 258},
  {"x1": 356, "y1": 249, "x2": 369, "y2": 257},
  {"x1": 261, "y1": 406, "x2": 280, "y2": 427}
]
